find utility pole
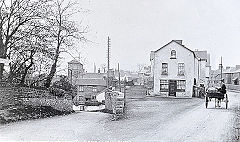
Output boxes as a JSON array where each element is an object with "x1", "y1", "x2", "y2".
[
  {"x1": 94, "y1": 63, "x2": 96, "y2": 73},
  {"x1": 220, "y1": 56, "x2": 223, "y2": 84},
  {"x1": 118, "y1": 63, "x2": 121, "y2": 92},
  {"x1": 107, "y1": 36, "x2": 110, "y2": 90}
]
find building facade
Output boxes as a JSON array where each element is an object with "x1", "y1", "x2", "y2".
[
  {"x1": 68, "y1": 60, "x2": 109, "y2": 102},
  {"x1": 223, "y1": 65, "x2": 240, "y2": 85},
  {"x1": 150, "y1": 40, "x2": 209, "y2": 97}
]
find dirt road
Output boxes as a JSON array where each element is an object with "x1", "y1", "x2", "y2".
[{"x1": 0, "y1": 91, "x2": 239, "y2": 141}]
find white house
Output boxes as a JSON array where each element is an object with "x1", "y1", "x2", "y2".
[
  {"x1": 150, "y1": 40, "x2": 209, "y2": 97},
  {"x1": 194, "y1": 50, "x2": 211, "y2": 88}
]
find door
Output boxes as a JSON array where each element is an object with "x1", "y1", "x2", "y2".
[{"x1": 169, "y1": 80, "x2": 177, "y2": 97}]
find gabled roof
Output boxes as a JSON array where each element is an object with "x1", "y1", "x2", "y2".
[
  {"x1": 194, "y1": 51, "x2": 208, "y2": 60},
  {"x1": 76, "y1": 78, "x2": 107, "y2": 86},
  {"x1": 153, "y1": 40, "x2": 199, "y2": 60}
]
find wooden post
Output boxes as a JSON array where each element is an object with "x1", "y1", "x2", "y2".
[
  {"x1": 118, "y1": 63, "x2": 121, "y2": 92},
  {"x1": 107, "y1": 36, "x2": 110, "y2": 90},
  {"x1": 220, "y1": 56, "x2": 223, "y2": 84}
]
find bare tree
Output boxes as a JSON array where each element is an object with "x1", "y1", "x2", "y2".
[
  {"x1": 137, "y1": 63, "x2": 146, "y2": 73},
  {"x1": 0, "y1": 0, "x2": 47, "y2": 80},
  {"x1": 43, "y1": 0, "x2": 87, "y2": 87}
]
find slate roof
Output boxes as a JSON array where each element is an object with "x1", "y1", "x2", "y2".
[
  {"x1": 76, "y1": 78, "x2": 107, "y2": 86},
  {"x1": 194, "y1": 51, "x2": 208, "y2": 60},
  {"x1": 153, "y1": 40, "x2": 200, "y2": 60}
]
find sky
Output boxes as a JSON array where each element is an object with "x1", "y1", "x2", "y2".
[{"x1": 60, "y1": 0, "x2": 240, "y2": 74}]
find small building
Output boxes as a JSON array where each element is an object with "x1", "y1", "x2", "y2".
[
  {"x1": 76, "y1": 78, "x2": 107, "y2": 101},
  {"x1": 68, "y1": 60, "x2": 108, "y2": 102},
  {"x1": 68, "y1": 60, "x2": 84, "y2": 85},
  {"x1": 150, "y1": 40, "x2": 209, "y2": 97},
  {"x1": 223, "y1": 65, "x2": 240, "y2": 85}
]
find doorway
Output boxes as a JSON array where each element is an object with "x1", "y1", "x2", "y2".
[{"x1": 169, "y1": 80, "x2": 177, "y2": 97}]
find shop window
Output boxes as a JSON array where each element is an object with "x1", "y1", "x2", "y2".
[
  {"x1": 177, "y1": 80, "x2": 186, "y2": 92},
  {"x1": 160, "y1": 80, "x2": 169, "y2": 92}
]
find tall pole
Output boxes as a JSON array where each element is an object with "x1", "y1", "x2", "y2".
[
  {"x1": 107, "y1": 36, "x2": 110, "y2": 90},
  {"x1": 118, "y1": 63, "x2": 121, "y2": 91},
  {"x1": 220, "y1": 56, "x2": 223, "y2": 84}
]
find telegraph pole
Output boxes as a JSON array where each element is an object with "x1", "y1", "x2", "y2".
[
  {"x1": 118, "y1": 63, "x2": 121, "y2": 91},
  {"x1": 220, "y1": 56, "x2": 223, "y2": 84},
  {"x1": 107, "y1": 36, "x2": 110, "y2": 90}
]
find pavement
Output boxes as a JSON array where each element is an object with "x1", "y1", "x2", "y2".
[{"x1": 0, "y1": 91, "x2": 239, "y2": 142}]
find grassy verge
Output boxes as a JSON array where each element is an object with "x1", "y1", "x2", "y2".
[{"x1": 0, "y1": 105, "x2": 73, "y2": 124}]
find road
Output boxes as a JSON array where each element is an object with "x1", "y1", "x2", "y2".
[{"x1": 0, "y1": 91, "x2": 239, "y2": 142}]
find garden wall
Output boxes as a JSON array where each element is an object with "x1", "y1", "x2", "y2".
[{"x1": 0, "y1": 82, "x2": 73, "y2": 112}]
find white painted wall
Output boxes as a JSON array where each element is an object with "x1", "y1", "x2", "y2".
[{"x1": 152, "y1": 41, "x2": 198, "y2": 97}]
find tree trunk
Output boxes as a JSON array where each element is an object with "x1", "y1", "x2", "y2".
[
  {"x1": 0, "y1": 27, "x2": 5, "y2": 80},
  {"x1": 44, "y1": 56, "x2": 58, "y2": 88},
  {"x1": 20, "y1": 50, "x2": 34, "y2": 85},
  {"x1": 44, "y1": 44, "x2": 60, "y2": 88}
]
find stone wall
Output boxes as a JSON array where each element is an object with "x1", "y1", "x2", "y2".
[
  {"x1": 0, "y1": 82, "x2": 73, "y2": 111},
  {"x1": 22, "y1": 98, "x2": 73, "y2": 112}
]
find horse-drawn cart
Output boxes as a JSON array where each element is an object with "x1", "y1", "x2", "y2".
[{"x1": 205, "y1": 87, "x2": 228, "y2": 109}]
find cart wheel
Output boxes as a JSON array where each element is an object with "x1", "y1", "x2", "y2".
[
  {"x1": 205, "y1": 97, "x2": 208, "y2": 108},
  {"x1": 225, "y1": 94, "x2": 228, "y2": 109}
]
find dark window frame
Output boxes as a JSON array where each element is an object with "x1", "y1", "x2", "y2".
[
  {"x1": 162, "y1": 63, "x2": 168, "y2": 75},
  {"x1": 176, "y1": 80, "x2": 186, "y2": 92},
  {"x1": 178, "y1": 63, "x2": 185, "y2": 76},
  {"x1": 170, "y1": 50, "x2": 176, "y2": 59},
  {"x1": 160, "y1": 80, "x2": 169, "y2": 92}
]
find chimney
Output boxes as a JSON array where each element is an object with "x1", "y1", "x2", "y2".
[
  {"x1": 173, "y1": 40, "x2": 182, "y2": 45},
  {"x1": 236, "y1": 65, "x2": 240, "y2": 70}
]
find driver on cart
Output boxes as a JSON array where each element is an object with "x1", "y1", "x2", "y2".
[{"x1": 216, "y1": 83, "x2": 226, "y2": 107}]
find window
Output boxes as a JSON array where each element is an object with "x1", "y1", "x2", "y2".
[
  {"x1": 92, "y1": 95, "x2": 96, "y2": 100},
  {"x1": 171, "y1": 50, "x2": 176, "y2": 59},
  {"x1": 177, "y1": 80, "x2": 186, "y2": 92},
  {"x1": 178, "y1": 63, "x2": 185, "y2": 76},
  {"x1": 162, "y1": 63, "x2": 168, "y2": 75},
  {"x1": 73, "y1": 71, "x2": 78, "y2": 78},
  {"x1": 78, "y1": 85, "x2": 84, "y2": 92},
  {"x1": 160, "y1": 80, "x2": 169, "y2": 92},
  {"x1": 92, "y1": 87, "x2": 97, "y2": 92}
]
